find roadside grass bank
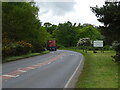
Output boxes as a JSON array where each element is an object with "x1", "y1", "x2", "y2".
[
  {"x1": 2, "y1": 50, "x2": 50, "y2": 63},
  {"x1": 61, "y1": 47, "x2": 119, "y2": 88}
]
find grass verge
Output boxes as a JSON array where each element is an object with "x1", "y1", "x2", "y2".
[
  {"x1": 61, "y1": 47, "x2": 119, "y2": 88},
  {"x1": 2, "y1": 50, "x2": 50, "y2": 63}
]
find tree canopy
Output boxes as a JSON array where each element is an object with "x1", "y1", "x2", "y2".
[
  {"x1": 53, "y1": 21, "x2": 78, "y2": 47},
  {"x1": 91, "y1": 2, "x2": 120, "y2": 43},
  {"x1": 2, "y1": 2, "x2": 51, "y2": 56},
  {"x1": 76, "y1": 25, "x2": 101, "y2": 40},
  {"x1": 91, "y1": 1, "x2": 120, "y2": 62}
]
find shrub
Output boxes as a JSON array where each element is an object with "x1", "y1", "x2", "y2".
[
  {"x1": 17, "y1": 41, "x2": 32, "y2": 54},
  {"x1": 57, "y1": 44, "x2": 65, "y2": 49},
  {"x1": 2, "y1": 45, "x2": 12, "y2": 57},
  {"x1": 31, "y1": 42, "x2": 44, "y2": 53},
  {"x1": 2, "y1": 41, "x2": 33, "y2": 58},
  {"x1": 77, "y1": 46, "x2": 93, "y2": 50},
  {"x1": 103, "y1": 45, "x2": 113, "y2": 50},
  {"x1": 112, "y1": 41, "x2": 119, "y2": 50},
  {"x1": 112, "y1": 44, "x2": 120, "y2": 62}
]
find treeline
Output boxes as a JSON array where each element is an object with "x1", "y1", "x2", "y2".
[
  {"x1": 2, "y1": 2, "x2": 51, "y2": 57},
  {"x1": 2, "y1": 2, "x2": 102, "y2": 59},
  {"x1": 2, "y1": 1, "x2": 120, "y2": 62},
  {"x1": 45, "y1": 22, "x2": 101, "y2": 47}
]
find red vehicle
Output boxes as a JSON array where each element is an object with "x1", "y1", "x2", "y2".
[{"x1": 47, "y1": 40, "x2": 57, "y2": 51}]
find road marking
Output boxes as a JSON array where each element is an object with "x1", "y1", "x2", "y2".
[
  {"x1": 18, "y1": 70, "x2": 27, "y2": 72},
  {"x1": 26, "y1": 67, "x2": 35, "y2": 69},
  {"x1": 48, "y1": 62, "x2": 51, "y2": 64},
  {"x1": 2, "y1": 53, "x2": 65, "y2": 80},
  {"x1": 20, "y1": 67, "x2": 32, "y2": 71},
  {"x1": 64, "y1": 55, "x2": 83, "y2": 88},
  {"x1": 8, "y1": 71, "x2": 23, "y2": 76},
  {"x1": 33, "y1": 65, "x2": 40, "y2": 66},
  {"x1": 2, "y1": 75, "x2": 19, "y2": 78}
]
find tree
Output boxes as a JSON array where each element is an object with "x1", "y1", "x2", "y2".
[
  {"x1": 54, "y1": 21, "x2": 78, "y2": 47},
  {"x1": 44, "y1": 22, "x2": 52, "y2": 28},
  {"x1": 2, "y1": 2, "x2": 51, "y2": 56},
  {"x1": 76, "y1": 25, "x2": 101, "y2": 41},
  {"x1": 91, "y1": 1, "x2": 120, "y2": 62},
  {"x1": 44, "y1": 22, "x2": 57, "y2": 34},
  {"x1": 91, "y1": 1, "x2": 120, "y2": 42},
  {"x1": 2, "y1": 2, "x2": 39, "y2": 41}
]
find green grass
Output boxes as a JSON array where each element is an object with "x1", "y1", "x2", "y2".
[
  {"x1": 61, "y1": 48, "x2": 119, "y2": 88},
  {"x1": 2, "y1": 50, "x2": 50, "y2": 63}
]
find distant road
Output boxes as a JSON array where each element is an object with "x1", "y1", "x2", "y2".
[{"x1": 2, "y1": 50, "x2": 84, "y2": 88}]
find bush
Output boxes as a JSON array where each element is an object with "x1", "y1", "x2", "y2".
[
  {"x1": 77, "y1": 46, "x2": 93, "y2": 50},
  {"x1": 2, "y1": 45, "x2": 13, "y2": 57},
  {"x1": 57, "y1": 44, "x2": 65, "y2": 49},
  {"x1": 112, "y1": 44, "x2": 120, "y2": 62},
  {"x1": 112, "y1": 41, "x2": 119, "y2": 50},
  {"x1": 31, "y1": 42, "x2": 44, "y2": 53},
  {"x1": 103, "y1": 45, "x2": 113, "y2": 50},
  {"x1": 112, "y1": 53, "x2": 120, "y2": 62},
  {"x1": 2, "y1": 41, "x2": 33, "y2": 58},
  {"x1": 17, "y1": 41, "x2": 32, "y2": 54}
]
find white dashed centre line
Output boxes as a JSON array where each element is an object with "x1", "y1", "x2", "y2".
[
  {"x1": 48, "y1": 62, "x2": 51, "y2": 64},
  {"x1": 3, "y1": 75, "x2": 19, "y2": 78},
  {"x1": 18, "y1": 70, "x2": 27, "y2": 72},
  {"x1": 26, "y1": 67, "x2": 35, "y2": 69}
]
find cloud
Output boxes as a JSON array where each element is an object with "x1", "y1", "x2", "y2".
[
  {"x1": 36, "y1": 2, "x2": 76, "y2": 16},
  {"x1": 35, "y1": 0, "x2": 106, "y2": 26}
]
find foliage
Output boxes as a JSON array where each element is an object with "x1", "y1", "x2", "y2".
[
  {"x1": 76, "y1": 25, "x2": 101, "y2": 40},
  {"x1": 91, "y1": 1, "x2": 120, "y2": 62},
  {"x1": 112, "y1": 43, "x2": 120, "y2": 62},
  {"x1": 17, "y1": 41, "x2": 32, "y2": 48},
  {"x1": 2, "y1": 2, "x2": 51, "y2": 58},
  {"x1": 43, "y1": 22, "x2": 57, "y2": 34},
  {"x1": 54, "y1": 21, "x2": 78, "y2": 47},
  {"x1": 103, "y1": 45, "x2": 112, "y2": 50},
  {"x1": 91, "y1": 2, "x2": 120, "y2": 42},
  {"x1": 2, "y1": 41, "x2": 33, "y2": 57},
  {"x1": 57, "y1": 44, "x2": 65, "y2": 49},
  {"x1": 77, "y1": 38, "x2": 91, "y2": 47},
  {"x1": 2, "y1": 2, "x2": 39, "y2": 41}
]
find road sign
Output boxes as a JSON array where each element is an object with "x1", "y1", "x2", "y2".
[{"x1": 93, "y1": 40, "x2": 103, "y2": 47}]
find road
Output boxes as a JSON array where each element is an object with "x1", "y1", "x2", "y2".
[{"x1": 2, "y1": 50, "x2": 84, "y2": 88}]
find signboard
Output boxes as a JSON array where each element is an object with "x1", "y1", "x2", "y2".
[{"x1": 93, "y1": 40, "x2": 103, "y2": 47}]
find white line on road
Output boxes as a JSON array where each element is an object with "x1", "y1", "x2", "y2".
[
  {"x1": 64, "y1": 55, "x2": 83, "y2": 88},
  {"x1": 26, "y1": 67, "x2": 35, "y2": 69},
  {"x1": 48, "y1": 62, "x2": 51, "y2": 64},
  {"x1": 18, "y1": 70, "x2": 27, "y2": 72},
  {"x1": 3, "y1": 75, "x2": 19, "y2": 78},
  {"x1": 33, "y1": 65, "x2": 40, "y2": 66}
]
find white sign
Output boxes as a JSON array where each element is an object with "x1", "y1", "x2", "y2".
[{"x1": 93, "y1": 40, "x2": 103, "y2": 47}]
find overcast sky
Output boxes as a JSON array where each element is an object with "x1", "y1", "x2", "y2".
[{"x1": 35, "y1": 0, "x2": 106, "y2": 26}]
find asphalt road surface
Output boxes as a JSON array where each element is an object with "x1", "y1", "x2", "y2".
[{"x1": 2, "y1": 50, "x2": 84, "y2": 88}]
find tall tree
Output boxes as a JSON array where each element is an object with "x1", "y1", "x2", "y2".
[
  {"x1": 91, "y1": 1, "x2": 120, "y2": 62},
  {"x1": 2, "y1": 2, "x2": 51, "y2": 53},
  {"x1": 76, "y1": 25, "x2": 101, "y2": 41},
  {"x1": 91, "y1": 1, "x2": 120, "y2": 43},
  {"x1": 54, "y1": 21, "x2": 78, "y2": 47},
  {"x1": 44, "y1": 22, "x2": 57, "y2": 34},
  {"x1": 2, "y1": 2, "x2": 39, "y2": 41}
]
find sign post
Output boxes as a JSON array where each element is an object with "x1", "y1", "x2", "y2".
[{"x1": 93, "y1": 40, "x2": 104, "y2": 53}]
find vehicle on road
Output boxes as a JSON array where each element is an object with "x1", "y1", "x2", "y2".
[{"x1": 47, "y1": 40, "x2": 57, "y2": 51}]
